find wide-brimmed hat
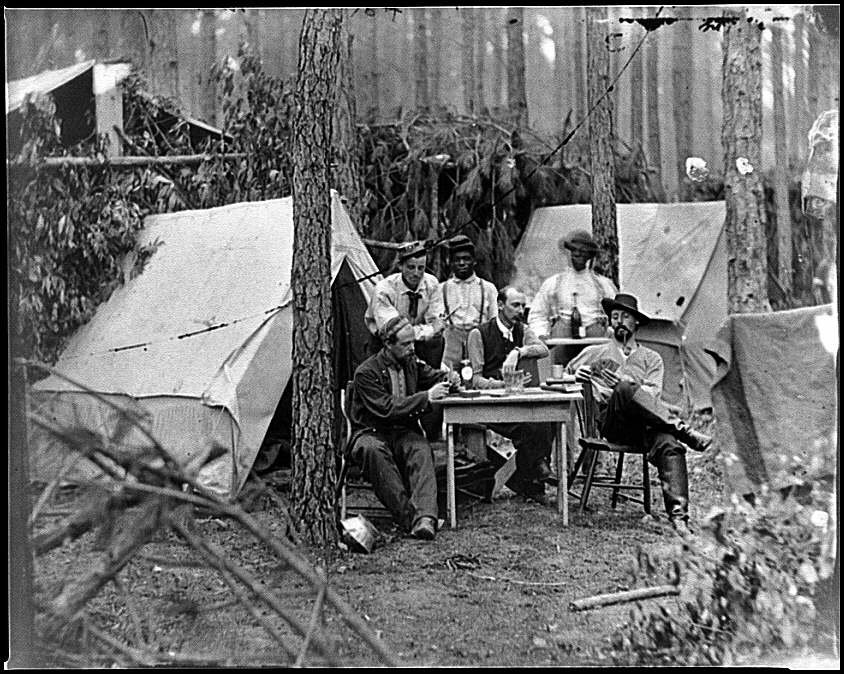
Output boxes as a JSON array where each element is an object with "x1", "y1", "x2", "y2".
[
  {"x1": 447, "y1": 234, "x2": 475, "y2": 256},
  {"x1": 559, "y1": 229, "x2": 598, "y2": 254},
  {"x1": 397, "y1": 241, "x2": 428, "y2": 263},
  {"x1": 601, "y1": 293, "x2": 650, "y2": 325}
]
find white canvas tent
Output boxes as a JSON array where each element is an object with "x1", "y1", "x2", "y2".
[
  {"x1": 31, "y1": 191, "x2": 381, "y2": 497},
  {"x1": 511, "y1": 201, "x2": 727, "y2": 410}
]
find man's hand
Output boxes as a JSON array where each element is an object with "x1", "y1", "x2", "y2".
[
  {"x1": 600, "y1": 369, "x2": 634, "y2": 389},
  {"x1": 501, "y1": 348, "x2": 520, "y2": 374},
  {"x1": 427, "y1": 381, "x2": 451, "y2": 402},
  {"x1": 573, "y1": 365, "x2": 593, "y2": 384}
]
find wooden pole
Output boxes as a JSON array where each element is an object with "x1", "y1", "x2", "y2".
[
  {"x1": 8, "y1": 153, "x2": 246, "y2": 169},
  {"x1": 569, "y1": 584, "x2": 680, "y2": 611}
]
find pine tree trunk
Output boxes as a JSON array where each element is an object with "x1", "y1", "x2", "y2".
[
  {"x1": 645, "y1": 21, "x2": 666, "y2": 201},
  {"x1": 244, "y1": 8, "x2": 262, "y2": 61},
  {"x1": 573, "y1": 7, "x2": 586, "y2": 122},
  {"x1": 721, "y1": 10, "x2": 770, "y2": 314},
  {"x1": 291, "y1": 8, "x2": 343, "y2": 546},
  {"x1": 672, "y1": 8, "x2": 694, "y2": 199},
  {"x1": 429, "y1": 8, "x2": 442, "y2": 107},
  {"x1": 367, "y1": 11, "x2": 379, "y2": 122},
  {"x1": 586, "y1": 6, "x2": 618, "y2": 286},
  {"x1": 506, "y1": 6, "x2": 528, "y2": 127},
  {"x1": 492, "y1": 8, "x2": 506, "y2": 110},
  {"x1": 552, "y1": 10, "x2": 567, "y2": 132},
  {"x1": 461, "y1": 7, "x2": 476, "y2": 114},
  {"x1": 333, "y1": 14, "x2": 367, "y2": 234},
  {"x1": 199, "y1": 9, "x2": 217, "y2": 125},
  {"x1": 771, "y1": 23, "x2": 793, "y2": 302},
  {"x1": 629, "y1": 22, "x2": 644, "y2": 151},
  {"x1": 790, "y1": 11, "x2": 808, "y2": 165},
  {"x1": 474, "y1": 8, "x2": 486, "y2": 115},
  {"x1": 413, "y1": 8, "x2": 429, "y2": 111}
]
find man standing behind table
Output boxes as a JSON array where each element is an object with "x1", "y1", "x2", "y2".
[
  {"x1": 364, "y1": 241, "x2": 446, "y2": 368},
  {"x1": 350, "y1": 316, "x2": 457, "y2": 540},
  {"x1": 466, "y1": 286, "x2": 556, "y2": 505},
  {"x1": 565, "y1": 293, "x2": 712, "y2": 535},
  {"x1": 528, "y1": 229, "x2": 617, "y2": 365},
  {"x1": 439, "y1": 234, "x2": 498, "y2": 369}
]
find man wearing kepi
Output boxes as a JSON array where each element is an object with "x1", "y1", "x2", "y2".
[
  {"x1": 528, "y1": 229, "x2": 617, "y2": 365},
  {"x1": 364, "y1": 241, "x2": 445, "y2": 368},
  {"x1": 565, "y1": 293, "x2": 712, "y2": 534},
  {"x1": 467, "y1": 286, "x2": 555, "y2": 505},
  {"x1": 350, "y1": 316, "x2": 456, "y2": 540},
  {"x1": 439, "y1": 234, "x2": 498, "y2": 369}
]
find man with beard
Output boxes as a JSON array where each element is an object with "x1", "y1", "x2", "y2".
[
  {"x1": 565, "y1": 293, "x2": 712, "y2": 534},
  {"x1": 528, "y1": 230, "x2": 617, "y2": 365},
  {"x1": 467, "y1": 286, "x2": 556, "y2": 505},
  {"x1": 439, "y1": 235, "x2": 498, "y2": 369},
  {"x1": 350, "y1": 316, "x2": 456, "y2": 540}
]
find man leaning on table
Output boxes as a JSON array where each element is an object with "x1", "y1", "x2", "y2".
[
  {"x1": 564, "y1": 293, "x2": 712, "y2": 536},
  {"x1": 466, "y1": 286, "x2": 556, "y2": 505}
]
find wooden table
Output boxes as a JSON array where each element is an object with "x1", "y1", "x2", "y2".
[{"x1": 437, "y1": 388, "x2": 583, "y2": 528}]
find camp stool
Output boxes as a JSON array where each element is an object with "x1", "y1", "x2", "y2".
[{"x1": 567, "y1": 383, "x2": 652, "y2": 515}]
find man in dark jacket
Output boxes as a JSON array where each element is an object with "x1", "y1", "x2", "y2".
[
  {"x1": 350, "y1": 316, "x2": 454, "y2": 540},
  {"x1": 466, "y1": 286, "x2": 555, "y2": 505}
]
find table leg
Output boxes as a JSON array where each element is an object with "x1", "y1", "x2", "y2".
[
  {"x1": 556, "y1": 421, "x2": 568, "y2": 526},
  {"x1": 447, "y1": 423, "x2": 456, "y2": 529}
]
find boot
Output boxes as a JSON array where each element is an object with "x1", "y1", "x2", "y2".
[
  {"x1": 657, "y1": 450, "x2": 690, "y2": 525},
  {"x1": 628, "y1": 387, "x2": 712, "y2": 452}
]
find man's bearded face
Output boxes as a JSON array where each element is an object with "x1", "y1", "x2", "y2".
[
  {"x1": 613, "y1": 324, "x2": 633, "y2": 342},
  {"x1": 610, "y1": 309, "x2": 637, "y2": 342}
]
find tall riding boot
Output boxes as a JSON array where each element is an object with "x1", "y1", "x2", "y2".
[
  {"x1": 653, "y1": 443, "x2": 690, "y2": 523},
  {"x1": 626, "y1": 385, "x2": 712, "y2": 452}
]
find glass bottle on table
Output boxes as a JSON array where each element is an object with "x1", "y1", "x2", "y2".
[
  {"x1": 459, "y1": 341, "x2": 474, "y2": 390},
  {"x1": 570, "y1": 293, "x2": 585, "y2": 339}
]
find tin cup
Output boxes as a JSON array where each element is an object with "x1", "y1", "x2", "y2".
[{"x1": 551, "y1": 364, "x2": 565, "y2": 379}]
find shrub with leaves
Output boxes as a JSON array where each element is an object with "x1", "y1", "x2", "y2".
[{"x1": 607, "y1": 478, "x2": 836, "y2": 666}]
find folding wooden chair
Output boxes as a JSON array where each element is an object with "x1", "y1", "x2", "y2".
[{"x1": 568, "y1": 383, "x2": 651, "y2": 514}]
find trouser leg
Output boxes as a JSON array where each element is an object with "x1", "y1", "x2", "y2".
[
  {"x1": 488, "y1": 422, "x2": 553, "y2": 493},
  {"x1": 351, "y1": 432, "x2": 416, "y2": 531},
  {"x1": 646, "y1": 430, "x2": 690, "y2": 522},
  {"x1": 393, "y1": 430, "x2": 439, "y2": 526}
]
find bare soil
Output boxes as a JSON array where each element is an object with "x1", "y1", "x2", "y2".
[{"x1": 33, "y1": 424, "x2": 726, "y2": 667}]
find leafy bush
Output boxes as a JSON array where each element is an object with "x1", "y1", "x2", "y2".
[{"x1": 607, "y1": 479, "x2": 836, "y2": 666}]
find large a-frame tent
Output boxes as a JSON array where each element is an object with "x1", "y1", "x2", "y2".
[
  {"x1": 31, "y1": 191, "x2": 381, "y2": 497},
  {"x1": 511, "y1": 201, "x2": 727, "y2": 410}
]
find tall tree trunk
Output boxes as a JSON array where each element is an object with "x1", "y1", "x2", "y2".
[
  {"x1": 790, "y1": 11, "x2": 808, "y2": 166},
  {"x1": 333, "y1": 13, "x2": 367, "y2": 234},
  {"x1": 506, "y1": 7, "x2": 528, "y2": 127},
  {"x1": 366, "y1": 11, "x2": 379, "y2": 122},
  {"x1": 429, "y1": 7, "x2": 442, "y2": 108},
  {"x1": 572, "y1": 7, "x2": 586, "y2": 122},
  {"x1": 291, "y1": 8, "x2": 343, "y2": 546},
  {"x1": 474, "y1": 7, "x2": 486, "y2": 115},
  {"x1": 461, "y1": 7, "x2": 476, "y2": 114},
  {"x1": 492, "y1": 8, "x2": 506, "y2": 111},
  {"x1": 722, "y1": 9, "x2": 770, "y2": 313},
  {"x1": 645, "y1": 17, "x2": 666, "y2": 200},
  {"x1": 552, "y1": 10, "x2": 567, "y2": 132},
  {"x1": 199, "y1": 9, "x2": 217, "y2": 124},
  {"x1": 412, "y1": 8, "x2": 429, "y2": 111},
  {"x1": 629, "y1": 22, "x2": 644, "y2": 151},
  {"x1": 586, "y1": 6, "x2": 618, "y2": 286},
  {"x1": 771, "y1": 23, "x2": 793, "y2": 302},
  {"x1": 672, "y1": 7, "x2": 694, "y2": 199},
  {"x1": 244, "y1": 8, "x2": 262, "y2": 61}
]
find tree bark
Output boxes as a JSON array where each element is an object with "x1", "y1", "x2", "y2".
[
  {"x1": 790, "y1": 11, "x2": 808, "y2": 166},
  {"x1": 429, "y1": 8, "x2": 442, "y2": 108},
  {"x1": 506, "y1": 6, "x2": 528, "y2": 127},
  {"x1": 366, "y1": 10, "x2": 379, "y2": 122},
  {"x1": 572, "y1": 7, "x2": 586, "y2": 123},
  {"x1": 412, "y1": 8, "x2": 429, "y2": 111},
  {"x1": 291, "y1": 8, "x2": 343, "y2": 546},
  {"x1": 492, "y1": 8, "x2": 506, "y2": 111},
  {"x1": 461, "y1": 7, "x2": 476, "y2": 115},
  {"x1": 645, "y1": 20, "x2": 666, "y2": 201},
  {"x1": 629, "y1": 22, "x2": 644, "y2": 151},
  {"x1": 198, "y1": 9, "x2": 217, "y2": 125},
  {"x1": 721, "y1": 9, "x2": 770, "y2": 314},
  {"x1": 672, "y1": 7, "x2": 694, "y2": 199},
  {"x1": 552, "y1": 10, "x2": 567, "y2": 132},
  {"x1": 586, "y1": 6, "x2": 618, "y2": 286},
  {"x1": 770, "y1": 23, "x2": 793, "y2": 302},
  {"x1": 333, "y1": 12, "x2": 367, "y2": 233},
  {"x1": 474, "y1": 8, "x2": 486, "y2": 116}
]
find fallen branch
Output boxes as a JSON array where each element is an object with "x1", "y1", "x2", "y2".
[
  {"x1": 8, "y1": 153, "x2": 247, "y2": 169},
  {"x1": 569, "y1": 584, "x2": 680, "y2": 611},
  {"x1": 294, "y1": 582, "x2": 328, "y2": 667},
  {"x1": 171, "y1": 518, "x2": 339, "y2": 666}
]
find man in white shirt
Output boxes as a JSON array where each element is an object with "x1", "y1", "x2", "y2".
[
  {"x1": 440, "y1": 234, "x2": 498, "y2": 369},
  {"x1": 528, "y1": 229, "x2": 617, "y2": 365}
]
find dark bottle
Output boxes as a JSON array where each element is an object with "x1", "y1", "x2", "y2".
[
  {"x1": 570, "y1": 293, "x2": 584, "y2": 339},
  {"x1": 459, "y1": 341, "x2": 474, "y2": 389}
]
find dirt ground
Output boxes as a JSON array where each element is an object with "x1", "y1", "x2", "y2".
[{"x1": 33, "y1": 417, "x2": 736, "y2": 668}]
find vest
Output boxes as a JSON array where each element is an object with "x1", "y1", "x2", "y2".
[{"x1": 478, "y1": 319, "x2": 525, "y2": 380}]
